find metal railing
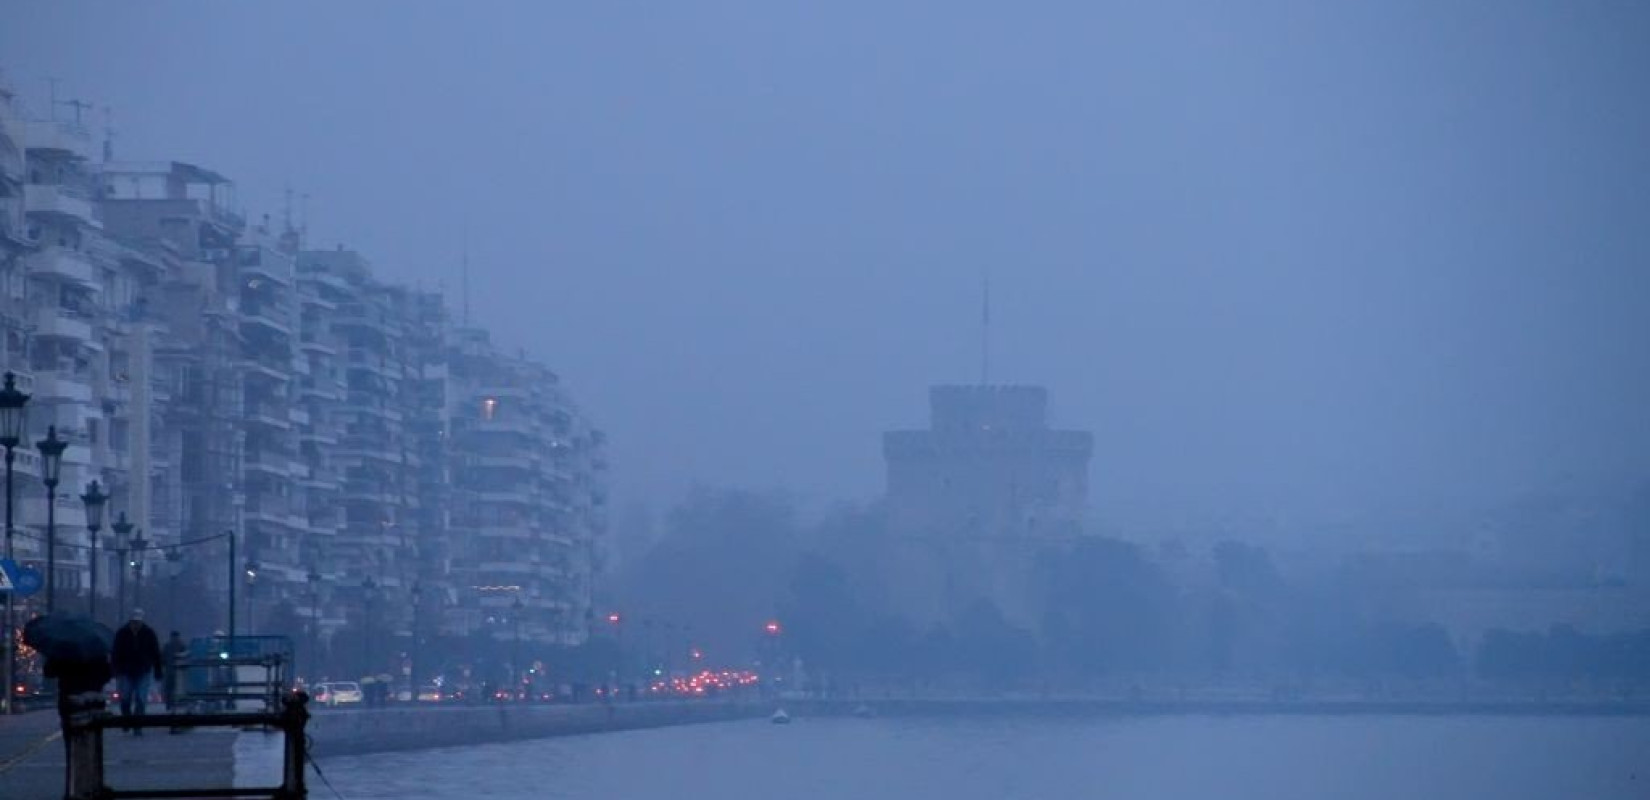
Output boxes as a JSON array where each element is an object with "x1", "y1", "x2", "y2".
[
  {"x1": 62, "y1": 691, "x2": 310, "y2": 799},
  {"x1": 60, "y1": 635, "x2": 307, "y2": 799},
  {"x1": 175, "y1": 635, "x2": 294, "y2": 713}
]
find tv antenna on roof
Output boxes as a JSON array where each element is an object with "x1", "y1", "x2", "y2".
[
  {"x1": 458, "y1": 225, "x2": 473, "y2": 327},
  {"x1": 979, "y1": 272, "x2": 992, "y2": 385},
  {"x1": 101, "y1": 106, "x2": 114, "y2": 161}
]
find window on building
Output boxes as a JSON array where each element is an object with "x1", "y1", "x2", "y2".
[{"x1": 481, "y1": 397, "x2": 498, "y2": 421}]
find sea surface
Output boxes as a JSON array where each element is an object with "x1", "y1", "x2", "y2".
[{"x1": 298, "y1": 713, "x2": 1650, "y2": 800}]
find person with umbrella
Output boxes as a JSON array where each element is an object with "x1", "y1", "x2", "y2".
[
  {"x1": 24, "y1": 611, "x2": 115, "y2": 782},
  {"x1": 23, "y1": 614, "x2": 114, "y2": 711},
  {"x1": 110, "y1": 609, "x2": 163, "y2": 733}
]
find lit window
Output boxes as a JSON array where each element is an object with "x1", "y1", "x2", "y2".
[{"x1": 481, "y1": 397, "x2": 498, "y2": 420}]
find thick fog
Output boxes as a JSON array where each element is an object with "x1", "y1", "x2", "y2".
[{"x1": 7, "y1": 3, "x2": 1647, "y2": 537}]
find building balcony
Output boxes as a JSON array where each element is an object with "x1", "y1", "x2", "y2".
[
  {"x1": 475, "y1": 488, "x2": 535, "y2": 506},
  {"x1": 244, "y1": 407, "x2": 292, "y2": 430},
  {"x1": 475, "y1": 453, "x2": 535, "y2": 472},
  {"x1": 298, "y1": 336, "x2": 336, "y2": 355},
  {"x1": 475, "y1": 560, "x2": 538, "y2": 577},
  {"x1": 23, "y1": 119, "x2": 99, "y2": 160},
  {"x1": 242, "y1": 360, "x2": 290, "y2": 383},
  {"x1": 245, "y1": 508, "x2": 305, "y2": 531},
  {"x1": 467, "y1": 417, "x2": 536, "y2": 437},
  {"x1": 238, "y1": 247, "x2": 294, "y2": 285},
  {"x1": 299, "y1": 383, "x2": 345, "y2": 402},
  {"x1": 241, "y1": 306, "x2": 294, "y2": 337},
  {"x1": 244, "y1": 453, "x2": 297, "y2": 478},
  {"x1": 475, "y1": 523, "x2": 536, "y2": 540},
  {"x1": 33, "y1": 371, "x2": 94, "y2": 404},
  {"x1": 34, "y1": 307, "x2": 94, "y2": 341},
  {"x1": 24, "y1": 184, "x2": 99, "y2": 225},
  {"x1": 29, "y1": 247, "x2": 97, "y2": 285}
]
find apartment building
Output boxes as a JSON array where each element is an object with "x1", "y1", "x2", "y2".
[{"x1": 0, "y1": 81, "x2": 606, "y2": 658}]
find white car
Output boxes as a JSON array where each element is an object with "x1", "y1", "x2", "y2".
[{"x1": 312, "y1": 682, "x2": 363, "y2": 706}]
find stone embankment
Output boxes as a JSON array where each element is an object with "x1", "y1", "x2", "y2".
[{"x1": 306, "y1": 699, "x2": 770, "y2": 757}]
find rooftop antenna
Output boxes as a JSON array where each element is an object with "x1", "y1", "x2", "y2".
[
  {"x1": 282, "y1": 184, "x2": 294, "y2": 234},
  {"x1": 460, "y1": 226, "x2": 471, "y2": 327},
  {"x1": 61, "y1": 98, "x2": 92, "y2": 126},
  {"x1": 979, "y1": 272, "x2": 992, "y2": 385},
  {"x1": 101, "y1": 106, "x2": 114, "y2": 162}
]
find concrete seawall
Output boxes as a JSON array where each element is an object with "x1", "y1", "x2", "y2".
[
  {"x1": 306, "y1": 700, "x2": 769, "y2": 757},
  {"x1": 795, "y1": 696, "x2": 1650, "y2": 718}
]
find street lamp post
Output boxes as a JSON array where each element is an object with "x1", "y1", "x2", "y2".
[
  {"x1": 226, "y1": 529, "x2": 237, "y2": 640},
  {"x1": 361, "y1": 577, "x2": 378, "y2": 678},
  {"x1": 36, "y1": 426, "x2": 66, "y2": 614},
  {"x1": 110, "y1": 512, "x2": 133, "y2": 622},
  {"x1": 244, "y1": 561, "x2": 259, "y2": 634},
  {"x1": 166, "y1": 548, "x2": 183, "y2": 625},
  {"x1": 130, "y1": 529, "x2": 149, "y2": 611},
  {"x1": 79, "y1": 481, "x2": 108, "y2": 622},
  {"x1": 511, "y1": 596, "x2": 524, "y2": 700},
  {"x1": 0, "y1": 371, "x2": 30, "y2": 715},
  {"x1": 307, "y1": 567, "x2": 322, "y2": 682},
  {"x1": 410, "y1": 581, "x2": 423, "y2": 695}
]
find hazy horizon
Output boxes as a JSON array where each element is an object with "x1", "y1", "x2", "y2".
[{"x1": 7, "y1": 1, "x2": 1647, "y2": 538}]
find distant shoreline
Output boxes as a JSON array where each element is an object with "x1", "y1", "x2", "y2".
[{"x1": 795, "y1": 696, "x2": 1650, "y2": 718}]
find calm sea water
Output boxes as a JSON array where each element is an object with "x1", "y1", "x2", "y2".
[{"x1": 308, "y1": 714, "x2": 1650, "y2": 800}]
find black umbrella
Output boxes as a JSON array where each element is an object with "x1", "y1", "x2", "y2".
[{"x1": 24, "y1": 613, "x2": 114, "y2": 664}]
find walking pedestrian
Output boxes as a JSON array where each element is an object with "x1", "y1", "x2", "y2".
[
  {"x1": 161, "y1": 631, "x2": 188, "y2": 710},
  {"x1": 110, "y1": 609, "x2": 163, "y2": 733}
]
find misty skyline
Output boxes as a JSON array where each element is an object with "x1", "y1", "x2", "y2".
[{"x1": 6, "y1": 2, "x2": 1647, "y2": 534}]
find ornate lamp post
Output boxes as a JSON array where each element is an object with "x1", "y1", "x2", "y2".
[
  {"x1": 244, "y1": 560, "x2": 259, "y2": 634},
  {"x1": 129, "y1": 528, "x2": 149, "y2": 612},
  {"x1": 110, "y1": 512, "x2": 133, "y2": 621},
  {"x1": 79, "y1": 481, "x2": 108, "y2": 621},
  {"x1": 0, "y1": 371, "x2": 29, "y2": 715},
  {"x1": 36, "y1": 426, "x2": 66, "y2": 614}
]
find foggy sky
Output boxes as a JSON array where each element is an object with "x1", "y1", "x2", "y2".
[{"x1": 5, "y1": 2, "x2": 1647, "y2": 537}]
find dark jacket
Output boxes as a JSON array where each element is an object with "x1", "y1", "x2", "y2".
[{"x1": 111, "y1": 622, "x2": 163, "y2": 679}]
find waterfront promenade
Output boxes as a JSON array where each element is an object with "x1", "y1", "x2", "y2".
[
  {"x1": 0, "y1": 712, "x2": 240, "y2": 800},
  {"x1": 4, "y1": 696, "x2": 1643, "y2": 798},
  {"x1": 0, "y1": 700, "x2": 769, "y2": 799}
]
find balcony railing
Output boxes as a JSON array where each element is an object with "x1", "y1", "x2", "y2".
[
  {"x1": 29, "y1": 246, "x2": 97, "y2": 284},
  {"x1": 34, "y1": 305, "x2": 94, "y2": 340},
  {"x1": 24, "y1": 184, "x2": 98, "y2": 224}
]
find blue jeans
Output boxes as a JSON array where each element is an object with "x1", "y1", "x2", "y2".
[{"x1": 117, "y1": 674, "x2": 152, "y2": 721}]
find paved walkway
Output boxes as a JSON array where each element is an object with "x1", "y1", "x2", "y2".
[{"x1": 0, "y1": 710, "x2": 242, "y2": 800}]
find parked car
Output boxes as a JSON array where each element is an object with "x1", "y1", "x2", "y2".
[{"x1": 312, "y1": 682, "x2": 363, "y2": 707}]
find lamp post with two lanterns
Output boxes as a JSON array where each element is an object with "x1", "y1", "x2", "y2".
[
  {"x1": 0, "y1": 372, "x2": 29, "y2": 715},
  {"x1": 35, "y1": 426, "x2": 66, "y2": 614},
  {"x1": 111, "y1": 512, "x2": 133, "y2": 621},
  {"x1": 79, "y1": 480, "x2": 108, "y2": 622},
  {"x1": 129, "y1": 528, "x2": 149, "y2": 612}
]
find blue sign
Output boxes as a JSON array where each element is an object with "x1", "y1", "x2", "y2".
[
  {"x1": 12, "y1": 565, "x2": 43, "y2": 597},
  {"x1": 0, "y1": 558, "x2": 41, "y2": 597}
]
